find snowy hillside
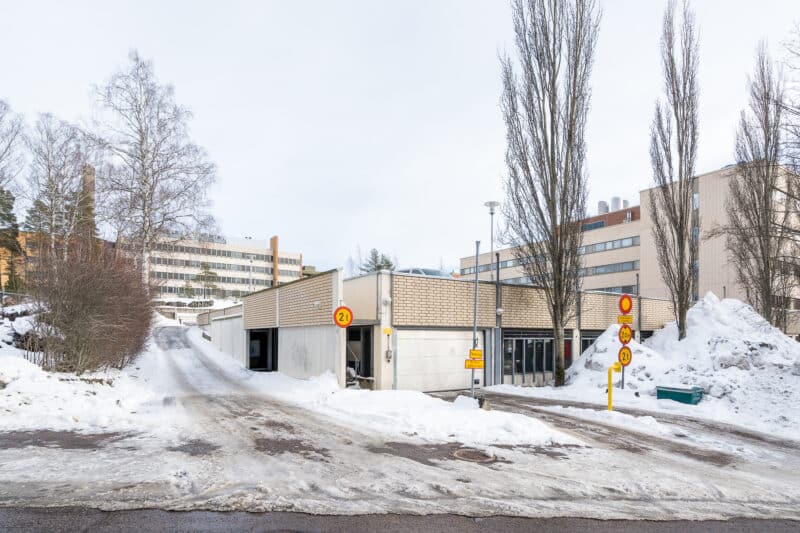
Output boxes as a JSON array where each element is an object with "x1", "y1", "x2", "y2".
[{"x1": 551, "y1": 293, "x2": 800, "y2": 438}]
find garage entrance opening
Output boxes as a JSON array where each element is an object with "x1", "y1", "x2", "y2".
[
  {"x1": 249, "y1": 328, "x2": 278, "y2": 371},
  {"x1": 346, "y1": 326, "x2": 373, "y2": 379},
  {"x1": 502, "y1": 330, "x2": 572, "y2": 386}
]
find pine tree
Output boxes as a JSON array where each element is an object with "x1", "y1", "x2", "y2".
[
  {"x1": 195, "y1": 262, "x2": 219, "y2": 299},
  {"x1": 359, "y1": 248, "x2": 395, "y2": 273}
]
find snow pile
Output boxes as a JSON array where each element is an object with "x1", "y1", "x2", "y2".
[
  {"x1": 541, "y1": 293, "x2": 800, "y2": 437},
  {"x1": 0, "y1": 315, "x2": 188, "y2": 436}
]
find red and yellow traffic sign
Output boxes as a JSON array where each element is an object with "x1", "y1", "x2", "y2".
[
  {"x1": 618, "y1": 346, "x2": 632, "y2": 367},
  {"x1": 465, "y1": 359, "x2": 485, "y2": 370},
  {"x1": 618, "y1": 324, "x2": 633, "y2": 345},
  {"x1": 619, "y1": 294, "x2": 633, "y2": 315},
  {"x1": 333, "y1": 306, "x2": 353, "y2": 328}
]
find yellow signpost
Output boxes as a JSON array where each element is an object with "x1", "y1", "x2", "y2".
[
  {"x1": 608, "y1": 361, "x2": 622, "y2": 411},
  {"x1": 469, "y1": 349, "x2": 483, "y2": 360},
  {"x1": 617, "y1": 315, "x2": 633, "y2": 324},
  {"x1": 465, "y1": 359, "x2": 485, "y2": 370}
]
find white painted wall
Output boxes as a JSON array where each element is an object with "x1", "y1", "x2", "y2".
[
  {"x1": 278, "y1": 325, "x2": 345, "y2": 384},
  {"x1": 395, "y1": 329, "x2": 484, "y2": 392},
  {"x1": 210, "y1": 315, "x2": 246, "y2": 367}
]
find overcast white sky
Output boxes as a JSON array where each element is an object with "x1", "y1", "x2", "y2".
[{"x1": 0, "y1": 1, "x2": 798, "y2": 271}]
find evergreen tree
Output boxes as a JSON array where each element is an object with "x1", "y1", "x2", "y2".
[
  {"x1": 359, "y1": 248, "x2": 395, "y2": 273},
  {"x1": 195, "y1": 262, "x2": 219, "y2": 299},
  {"x1": 0, "y1": 188, "x2": 22, "y2": 293},
  {"x1": 181, "y1": 279, "x2": 196, "y2": 298}
]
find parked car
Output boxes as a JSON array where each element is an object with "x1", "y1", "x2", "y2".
[{"x1": 394, "y1": 268, "x2": 452, "y2": 278}]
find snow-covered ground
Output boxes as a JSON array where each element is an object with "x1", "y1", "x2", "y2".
[{"x1": 489, "y1": 293, "x2": 800, "y2": 440}]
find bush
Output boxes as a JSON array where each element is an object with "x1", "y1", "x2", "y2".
[{"x1": 29, "y1": 239, "x2": 153, "y2": 373}]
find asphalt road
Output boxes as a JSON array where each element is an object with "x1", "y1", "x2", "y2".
[{"x1": 0, "y1": 507, "x2": 797, "y2": 533}]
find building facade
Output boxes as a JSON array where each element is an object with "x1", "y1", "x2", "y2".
[
  {"x1": 150, "y1": 234, "x2": 303, "y2": 299},
  {"x1": 460, "y1": 165, "x2": 800, "y2": 336}
]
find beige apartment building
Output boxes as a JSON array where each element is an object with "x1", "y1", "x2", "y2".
[
  {"x1": 460, "y1": 165, "x2": 800, "y2": 336},
  {"x1": 150, "y1": 234, "x2": 303, "y2": 299}
]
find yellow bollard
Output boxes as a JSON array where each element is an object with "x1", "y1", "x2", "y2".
[{"x1": 608, "y1": 362, "x2": 622, "y2": 411}]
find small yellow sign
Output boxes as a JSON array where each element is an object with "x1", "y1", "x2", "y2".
[
  {"x1": 469, "y1": 349, "x2": 483, "y2": 360},
  {"x1": 465, "y1": 359, "x2": 485, "y2": 369},
  {"x1": 617, "y1": 315, "x2": 633, "y2": 325},
  {"x1": 382, "y1": 327, "x2": 393, "y2": 336}
]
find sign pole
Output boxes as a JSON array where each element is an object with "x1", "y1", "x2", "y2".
[{"x1": 472, "y1": 241, "x2": 480, "y2": 399}]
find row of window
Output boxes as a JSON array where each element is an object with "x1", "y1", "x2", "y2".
[
  {"x1": 152, "y1": 270, "x2": 272, "y2": 287},
  {"x1": 585, "y1": 285, "x2": 638, "y2": 295},
  {"x1": 154, "y1": 243, "x2": 301, "y2": 265},
  {"x1": 460, "y1": 236, "x2": 640, "y2": 275},
  {"x1": 152, "y1": 257, "x2": 272, "y2": 274},
  {"x1": 579, "y1": 260, "x2": 639, "y2": 277},
  {"x1": 158, "y1": 285, "x2": 253, "y2": 298},
  {"x1": 579, "y1": 236, "x2": 639, "y2": 255}
]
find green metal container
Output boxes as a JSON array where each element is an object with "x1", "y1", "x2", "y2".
[{"x1": 656, "y1": 386, "x2": 704, "y2": 405}]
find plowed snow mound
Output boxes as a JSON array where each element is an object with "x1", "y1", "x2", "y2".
[{"x1": 568, "y1": 293, "x2": 800, "y2": 437}]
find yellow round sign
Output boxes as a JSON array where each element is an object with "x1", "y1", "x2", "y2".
[
  {"x1": 618, "y1": 324, "x2": 633, "y2": 345},
  {"x1": 618, "y1": 346, "x2": 632, "y2": 367},
  {"x1": 333, "y1": 306, "x2": 353, "y2": 328}
]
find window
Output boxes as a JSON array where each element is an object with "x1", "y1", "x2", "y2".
[
  {"x1": 692, "y1": 192, "x2": 699, "y2": 210},
  {"x1": 581, "y1": 220, "x2": 605, "y2": 232}
]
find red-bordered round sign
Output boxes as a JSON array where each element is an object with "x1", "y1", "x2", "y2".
[
  {"x1": 619, "y1": 294, "x2": 633, "y2": 315},
  {"x1": 618, "y1": 346, "x2": 632, "y2": 367},
  {"x1": 618, "y1": 324, "x2": 633, "y2": 345},
  {"x1": 333, "y1": 306, "x2": 353, "y2": 328}
]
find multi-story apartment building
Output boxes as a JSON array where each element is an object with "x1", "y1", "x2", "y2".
[
  {"x1": 460, "y1": 165, "x2": 800, "y2": 336},
  {"x1": 150, "y1": 235, "x2": 303, "y2": 299}
]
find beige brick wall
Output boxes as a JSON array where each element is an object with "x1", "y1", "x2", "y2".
[
  {"x1": 391, "y1": 275, "x2": 496, "y2": 328},
  {"x1": 244, "y1": 288, "x2": 278, "y2": 329},
  {"x1": 243, "y1": 270, "x2": 336, "y2": 329},
  {"x1": 390, "y1": 273, "x2": 675, "y2": 332}
]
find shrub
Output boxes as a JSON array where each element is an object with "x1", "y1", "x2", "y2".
[{"x1": 29, "y1": 239, "x2": 152, "y2": 373}]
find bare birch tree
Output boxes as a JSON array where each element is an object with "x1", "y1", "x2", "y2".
[
  {"x1": 501, "y1": 0, "x2": 599, "y2": 385},
  {"x1": 93, "y1": 51, "x2": 216, "y2": 283},
  {"x1": 647, "y1": 0, "x2": 699, "y2": 340},
  {"x1": 0, "y1": 99, "x2": 23, "y2": 188},
  {"x1": 715, "y1": 45, "x2": 796, "y2": 330},
  {"x1": 24, "y1": 114, "x2": 93, "y2": 260}
]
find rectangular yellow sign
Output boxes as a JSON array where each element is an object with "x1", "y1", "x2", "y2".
[
  {"x1": 469, "y1": 349, "x2": 483, "y2": 360},
  {"x1": 465, "y1": 359, "x2": 485, "y2": 369},
  {"x1": 617, "y1": 315, "x2": 634, "y2": 324}
]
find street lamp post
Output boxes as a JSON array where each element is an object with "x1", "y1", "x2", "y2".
[
  {"x1": 484, "y1": 201, "x2": 500, "y2": 282},
  {"x1": 484, "y1": 200, "x2": 500, "y2": 388}
]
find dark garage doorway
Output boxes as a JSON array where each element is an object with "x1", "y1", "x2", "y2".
[
  {"x1": 249, "y1": 328, "x2": 278, "y2": 371},
  {"x1": 346, "y1": 326, "x2": 373, "y2": 378}
]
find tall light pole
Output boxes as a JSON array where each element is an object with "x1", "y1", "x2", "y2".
[{"x1": 484, "y1": 201, "x2": 500, "y2": 281}]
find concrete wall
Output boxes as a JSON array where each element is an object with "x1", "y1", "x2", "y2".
[
  {"x1": 278, "y1": 325, "x2": 345, "y2": 383},
  {"x1": 210, "y1": 315, "x2": 246, "y2": 367},
  {"x1": 343, "y1": 273, "x2": 379, "y2": 323}
]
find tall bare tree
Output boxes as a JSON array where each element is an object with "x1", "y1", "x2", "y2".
[
  {"x1": 647, "y1": 0, "x2": 699, "y2": 340},
  {"x1": 94, "y1": 51, "x2": 216, "y2": 283},
  {"x1": 0, "y1": 99, "x2": 23, "y2": 188},
  {"x1": 501, "y1": 0, "x2": 600, "y2": 385},
  {"x1": 716, "y1": 45, "x2": 795, "y2": 330},
  {"x1": 24, "y1": 114, "x2": 93, "y2": 260}
]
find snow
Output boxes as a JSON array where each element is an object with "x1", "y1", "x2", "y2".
[
  {"x1": 0, "y1": 314, "x2": 188, "y2": 437},
  {"x1": 489, "y1": 293, "x2": 800, "y2": 440},
  {"x1": 183, "y1": 327, "x2": 579, "y2": 448}
]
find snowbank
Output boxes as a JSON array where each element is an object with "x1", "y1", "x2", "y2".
[
  {"x1": 0, "y1": 316, "x2": 188, "y2": 437},
  {"x1": 490, "y1": 293, "x2": 800, "y2": 439}
]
